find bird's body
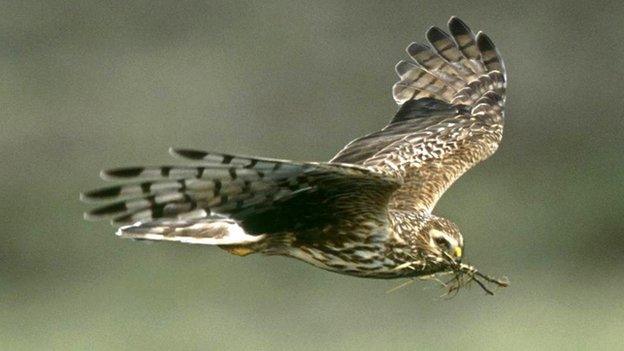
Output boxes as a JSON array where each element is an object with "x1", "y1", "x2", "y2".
[
  {"x1": 83, "y1": 17, "x2": 509, "y2": 292},
  {"x1": 267, "y1": 210, "x2": 453, "y2": 279}
]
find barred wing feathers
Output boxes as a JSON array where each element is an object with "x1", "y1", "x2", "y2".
[
  {"x1": 83, "y1": 149, "x2": 399, "y2": 243},
  {"x1": 332, "y1": 17, "x2": 506, "y2": 212}
]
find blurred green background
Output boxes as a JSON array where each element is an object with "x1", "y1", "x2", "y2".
[{"x1": 2, "y1": 0, "x2": 624, "y2": 350}]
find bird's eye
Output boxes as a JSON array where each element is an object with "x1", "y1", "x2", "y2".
[{"x1": 434, "y1": 237, "x2": 451, "y2": 249}]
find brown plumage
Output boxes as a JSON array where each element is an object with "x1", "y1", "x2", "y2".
[{"x1": 82, "y1": 17, "x2": 508, "y2": 294}]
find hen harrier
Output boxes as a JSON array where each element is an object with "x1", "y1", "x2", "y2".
[{"x1": 83, "y1": 17, "x2": 508, "y2": 293}]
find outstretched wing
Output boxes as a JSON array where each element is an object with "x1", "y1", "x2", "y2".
[
  {"x1": 82, "y1": 149, "x2": 400, "y2": 241},
  {"x1": 331, "y1": 17, "x2": 506, "y2": 213}
]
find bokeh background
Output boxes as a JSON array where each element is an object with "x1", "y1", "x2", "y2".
[{"x1": 2, "y1": 0, "x2": 623, "y2": 350}]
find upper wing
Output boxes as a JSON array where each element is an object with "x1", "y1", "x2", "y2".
[
  {"x1": 331, "y1": 17, "x2": 506, "y2": 212},
  {"x1": 82, "y1": 149, "x2": 400, "y2": 237}
]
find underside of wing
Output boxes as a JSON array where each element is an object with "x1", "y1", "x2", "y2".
[{"x1": 332, "y1": 17, "x2": 507, "y2": 212}]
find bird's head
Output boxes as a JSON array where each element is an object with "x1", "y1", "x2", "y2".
[
  {"x1": 420, "y1": 216, "x2": 464, "y2": 261},
  {"x1": 405, "y1": 215, "x2": 508, "y2": 295}
]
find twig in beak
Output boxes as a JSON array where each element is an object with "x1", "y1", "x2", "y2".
[
  {"x1": 437, "y1": 252, "x2": 508, "y2": 295},
  {"x1": 472, "y1": 269, "x2": 510, "y2": 288},
  {"x1": 471, "y1": 275, "x2": 495, "y2": 295},
  {"x1": 457, "y1": 263, "x2": 509, "y2": 295}
]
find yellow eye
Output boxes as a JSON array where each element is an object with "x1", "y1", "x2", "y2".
[{"x1": 453, "y1": 246, "x2": 462, "y2": 258}]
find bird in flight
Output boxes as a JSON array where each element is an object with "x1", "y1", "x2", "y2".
[{"x1": 83, "y1": 17, "x2": 508, "y2": 294}]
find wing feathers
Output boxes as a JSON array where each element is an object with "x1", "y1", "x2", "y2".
[
  {"x1": 336, "y1": 17, "x2": 507, "y2": 212},
  {"x1": 448, "y1": 17, "x2": 481, "y2": 60},
  {"x1": 392, "y1": 63, "x2": 457, "y2": 102},
  {"x1": 406, "y1": 43, "x2": 465, "y2": 89},
  {"x1": 85, "y1": 160, "x2": 309, "y2": 225},
  {"x1": 170, "y1": 148, "x2": 298, "y2": 169},
  {"x1": 393, "y1": 17, "x2": 506, "y2": 106},
  {"x1": 476, "y1": 32, "x2": 506, "y2": 81},
  {"x1": 84, "y1": 151, "x2": 399, "y2": 232}
]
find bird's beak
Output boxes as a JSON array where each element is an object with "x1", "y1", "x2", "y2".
[{"x1": 453, "y1": 246, "x2": 462, "y2": 258}]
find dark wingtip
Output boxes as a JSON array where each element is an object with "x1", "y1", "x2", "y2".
[
  {"x1": 426, "y1": 26, "x2": 449, "y2": 43},
  {"x1": 88, "y1": 202, "x2": 128, "y2": 217},
  {"x1": 101, "y1": 167, "x2": 145, "y2": 179},
  {"x1": 476, "y1": 31, "x2": 506, "y2": 76},
  {"x1": 448, "y1": 16, "x2": 470, "y2": 34},
  {"x1": 81, "y1": 186, "x2": 122, "y2": 201},
  {"x1": 170, "y1": 148, "x2": 209, "y2": 160},
  {"x1": 476, "y1": 32, "x2": 496, "y2": 52},
  {"x1": 406, "y1": 42, "x2": 429, "y2": 57}
]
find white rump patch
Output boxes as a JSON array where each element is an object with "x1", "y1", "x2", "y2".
[{"x1": 117, "y1": 219, "x2": 265, "y2": 245}]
